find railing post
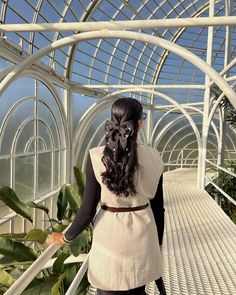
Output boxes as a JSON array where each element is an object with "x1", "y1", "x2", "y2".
[{"x1": 200, "y1": 0, "x2": 215, "y2": 190}]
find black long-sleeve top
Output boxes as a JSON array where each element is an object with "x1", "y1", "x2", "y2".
[{"x1": 64, "y1": 154, "x2": 165, "y2": 246}]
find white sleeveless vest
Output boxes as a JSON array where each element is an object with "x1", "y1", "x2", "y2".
[
  {"x1": 89, "y1": 137, "x2": 164, "y2": 207},
  {"x1": 87, "y1": 137, "x2": 164, "y2": 290}
]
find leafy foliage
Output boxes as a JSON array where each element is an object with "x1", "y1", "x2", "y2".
[
  {"x1": 0, "y1": 186, "x2": 33, "y2": 223},
  {"x1": 0, "y1": 165, "x2": 92, "y2": 294},
  {"x1": 206, "y1": 160, "x2": 236, "y2": 224},
  {"x1": 211, "y1": 84, "x2": 236, "y2": 130}
]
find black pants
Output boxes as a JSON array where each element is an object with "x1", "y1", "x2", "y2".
[
  {"x1": 96, "y1": 277, "x2": 165, "y2": 295},
  {"x1": 96, "y1": 284, "x2": 145, "y2": 295}
]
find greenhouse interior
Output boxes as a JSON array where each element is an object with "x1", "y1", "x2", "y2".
[{"x1": 0, "y1": 0, "x2": 236, "y2": 294}]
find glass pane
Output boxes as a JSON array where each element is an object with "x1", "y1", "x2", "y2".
[
  {"x1": 16, "y1": 120, "x2": 34, "y2": 154},
  {"x1": 37, "y1": 152, "x2": 52, "y2": 196},
  {"x1": 38, "y1": 81, "x2": 65, "y2": 148},
  {"x1": 0, "y1": 77, "x2": 35, "y2": 126},
  {"x1": 38, "y1": 103, "x2": 59, "y2": 149},
  {"x1": 0, "y1": 158, "x2": 11, "y2": 217},
  {"x1": 38, "y1": 120, "x2": 53, "y2": 150},
  {"x1": 15, "y1": 155, "x2": 34, "y2": 202},
  {"x1": 53, "y1": 151, "x2": 59, "y2": 188},
  {"x1": 0, "y1": 221, "x2": 11, "y2": 235},
  {"x1": 0, "y1": 158, "x2": 10, "y2": 187},
  {"x1": 34, "y1": 202, "x2": 45, "y2": 230},
  {"x1": 54, "y1": 84, "x2": 66, "y2": 116},
  {"x1": 0, "y1": 98, "x2": 34, "y2": 156},
  {"x1": 60, "y1": 150, "x2": 66, "y2": 185},
  {"x1": 44, "y1": 198, "x2": 52, "y2": 230},
  {"x1": 12, "y1": 215, "x2": 24, "y2": 234},
  {"x1": 0, "y1": 57, "x2": 14, "y2": 70},
  {"x1": 72, "y1": 93, "x2": 97, "y2": 134}
]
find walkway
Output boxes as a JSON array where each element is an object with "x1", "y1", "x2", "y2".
[{"x1": 149, "y1": 168, "x2": 236, "y2": 295}]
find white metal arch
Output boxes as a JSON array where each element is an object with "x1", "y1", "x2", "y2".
[
  {"x1": 105, "y1": 89, "x2": 201, "y2": 143},
  {"x1": 151, "y1": 107, "x2": 220, "y2": 147},
  {"x1": 12, "y1": 118, "x2": 55, "y2": 155},
  {"x1": 0, "y1": 30, "x2": 236, "y2": 111},
  {"x1": 0, "y1": 30, "x2": 235, "y2": 189},
  {"x1": 165, "y1": 131, "x2": 218, "y2": 166},
  {"x1": 183, "y1": 143, "x2": 216, "y2": 165},
  {"x1": 161, "y1": 124, "x2": 199, "y2": 159},
  {"x1": 0, "y1": 96, "x2": 61, "y2": 150}
]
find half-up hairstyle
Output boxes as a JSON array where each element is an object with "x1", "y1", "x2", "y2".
[{"x1": 101, "y1": 97, "x2": 143, "y2": 197}]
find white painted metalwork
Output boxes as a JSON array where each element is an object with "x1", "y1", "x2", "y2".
[
  {"x1": 1, "y1": 2, "x2": 236, "y2": 294},
  {"x1": 71, "y1": 84, "x2": 206, "y2": 90},
  {"x1": 2, "y1": 16, "x2": 236, "y2": 32},
  {"x1": 1, "y1": 31, "x2": 236, "y2": 110}
]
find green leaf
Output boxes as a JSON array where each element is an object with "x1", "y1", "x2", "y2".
[
  {"x1": 63, "y1": 264, "x2": 76, "y2": 290},
  {"x1": 0, "y1": 236, "x2": 38, "y2": 262},
  {"x1": 22, "y1": 277, "x2": 58, "y2": 295},
  {"x1": 24, "y1": 229, "x2": 47, "y2": 244},
  {"x1": 1, "y1": 233, "x2": 26, "y2": 239},
  {"x1": 9, "y1": 268, "x2": 24, "y2": 280},
  {"x1": 73, "y1": 166, "x2": 85, "y2": 197},
  {"x1": 44, "y1": 219, "x2": 62, "y2": 225},
  {"x1": 0, "y1": 270, "x2": 14, "y2": 288},
  {"x1": 0, "y1": 286, "x2": 8, "y2": 294},
  {"x1": 57, "y1": 185, "x2": 68, "y2": 221},
  {"x1": 64, "y1": 185, "x2": 81, "y2": 214},
  {"x1": 52, "y1": 247, "x2": 70, "y2": 274},
  {"x1": 53, "y1": 224, "x2": 68, "y2": 233},
  {"x1": 0, "y1": 256, "x2": 34, "y2": 270},
  {"x1": 26, "y1": 201, "x2": 49, "y2": 215},
  {"x1": 75, "y1": 273, "x2": 89, "y2": 295},
  {"x1": 0, "y1": 186, "x2": 33, "y2": 223},
  {"x1": 69, "y1": 232, "x2": 89, "y2": 257},
  {"x1": 51, "y1": 273, "x2": 65, "y2": 295}
]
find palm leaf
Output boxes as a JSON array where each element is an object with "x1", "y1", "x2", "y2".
[
  {"x1": 0, "y1": 186, "x2": 33, "y2": 223},
  {"x1": 0, "y1": 236, "x2": 38, "y2": 262}
]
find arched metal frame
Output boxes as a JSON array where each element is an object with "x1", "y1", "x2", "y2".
[
  {"x1": 164, "y1": 128, "x2": 219, "y2": 166},
  {"x1": 0, "y1": 30, "x2": 235, "y2": 190},
  {"x1": 151, "y1": 107, "x2": 220, "y2": 146},
  {"x1": 161, "y1": 125, "x2": 218, "y2": 163},
  {"x1": 157, "y1": 123, "x2": 218, "y2": 163},
  {"x1": 0, "y1": 73, "x2": 69, "y2": 233},
  {"x1": 1, "y1": 7, "x2": 235, "y2": 293}
]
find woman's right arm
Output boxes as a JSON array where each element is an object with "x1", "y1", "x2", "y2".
[{"x1": 150, "y1": 173, "x2": 165, "y2": 246}]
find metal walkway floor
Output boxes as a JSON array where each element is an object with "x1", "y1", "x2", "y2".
[
  {"x1": 154, "y1": 168, "x2": 236, "y2": 295},
  {"x1": 89, "y1": 168, "x2": 236, "y2": 295}
]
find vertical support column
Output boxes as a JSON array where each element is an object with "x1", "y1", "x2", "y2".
[
  {"x1": 217, "y1": 0, "x2": 232, "y2": 167},
  {"x1": 215, "y1": 0, "x2": 232, "y2": 204},
  {"x1": 181, "y1": 149, "x2": 183, "y2": 168},
  {"x1": 199, "y1": 0, "x2": 215, "y2": 190},
  {"x1": 67, "y1": 87, "x2": 74, "y2": 185},
  {"x1": 146, "y1": 105, "x2": 153, "y2": 146}
]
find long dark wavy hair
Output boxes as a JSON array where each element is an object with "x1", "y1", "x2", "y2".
[{"x1": 101, "y1": 97, "x2": 143, "y2": 197}]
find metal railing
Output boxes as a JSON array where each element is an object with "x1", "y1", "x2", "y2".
[
  {"x1": 205, "y1": 159, "x2": 236, "y2": 206},
  {"x1": 3, "y1": 207, "x2": 104, "y2": 295}
]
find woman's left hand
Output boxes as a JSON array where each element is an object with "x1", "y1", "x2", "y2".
[{"x1": 46, "y1": 232, "x2": 66, "y2": 245}]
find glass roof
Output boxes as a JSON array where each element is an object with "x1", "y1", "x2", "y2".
[{"x1": 1, "y1": 0, "x2": 236, "y2": 103}]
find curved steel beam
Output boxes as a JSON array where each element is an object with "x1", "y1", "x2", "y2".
[{"x1": 1, "y1": 30, "x2": 235, "y2": 110}]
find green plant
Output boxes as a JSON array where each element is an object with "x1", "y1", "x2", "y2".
[
  {"x1": 206, "y1": 160, "x2": 236, "y2": 224},
  {"x1": 211, "y1": 84, "x2": 236, "y2": 130},
  {"x1": 0, "y1": 166, "x2": 91, "y2": 295}
]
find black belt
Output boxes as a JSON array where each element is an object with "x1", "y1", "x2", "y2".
[{"x1": 101, "y1": 203, "x2": 148, "y2": 213}]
